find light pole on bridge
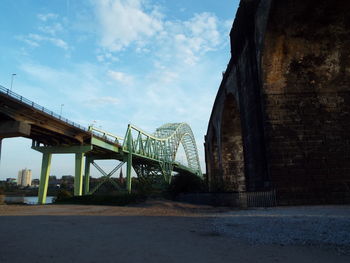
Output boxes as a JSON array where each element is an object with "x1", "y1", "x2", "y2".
[
  {"x1": 60, "y1": 104, "x2": 64, "y2": 116},
  {"x1": 10, "y1": 73, "x2": 16, "y2": 91}
]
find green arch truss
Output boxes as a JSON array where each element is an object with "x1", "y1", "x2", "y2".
[{"x1": 122, "y1": 123, "x2": 202, "y2": 187}]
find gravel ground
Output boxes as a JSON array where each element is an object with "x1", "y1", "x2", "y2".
[
  {"x1": 0, "y1": 202, "x2": 349, "y2": 262},
  {"x1": 213, "y1": 205, "x2": 350, "y2": 253}
]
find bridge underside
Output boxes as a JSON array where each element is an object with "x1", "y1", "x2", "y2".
[
  {"x1": 1, "y1": 87, "x2": 202, "y2": 204},
  {"x1": 0, "y1": 95, "x2": 90, "y2": 145},
  {"x1": 205, "y1": 0, "x2": 350, "y2": 204}
]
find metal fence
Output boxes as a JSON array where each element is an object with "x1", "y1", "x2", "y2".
[
  {"x1": 176, "y1": 190, "x2": 277, "y2": 208},
  {"x1": 238, "y1": 190, "x2": 277, "y2": 207}
]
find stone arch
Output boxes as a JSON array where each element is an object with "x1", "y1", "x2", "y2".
[{"x1": 220, "y1": 93, "x2": 246, "y2": 192}]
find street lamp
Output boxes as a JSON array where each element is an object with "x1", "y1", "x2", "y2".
[
  {"x1": 89, "y1": 120, "x2": 97, "y2": 130},
  {"x1": 60, "y1": 104, "x2": 64, "y2": 116},
  {"x1": 10, "y1": 73, "x2": 16, "y2": 91}
]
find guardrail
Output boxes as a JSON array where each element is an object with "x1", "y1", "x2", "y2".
[
  {"x1": 0, "y1": 85, "x2": 121, "y2": 145},
  {"x1": 89, "y1": 126, "x2": 124, "y2": 145},
  {"x1": 0, "y1": 85, "x2": 88, "y2": 132}
]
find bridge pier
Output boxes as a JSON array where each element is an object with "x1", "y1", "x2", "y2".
[
  {"x1": 38, "y1": 153, "x2": 52, "y2": 204},
  {"x1": 125, "y1": 129, "x2": 133, "y2": 193},
  {"x1": 32, "y1": 143, "x2": 93, "y2": 204},
  {"x1": 84, "y1": 157, "x2": 91, "y2": 195},
  {"x1": 74, "y1": 153, "x2": 84, "y2": 196},
  {"x1": 126, "y1": 153, "x2": 132, "y2": 193}
]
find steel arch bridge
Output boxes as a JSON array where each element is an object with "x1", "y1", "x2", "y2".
[
  {"x1": 0, "y1": 84, "x2": 203, "y2": 203},
  {"x1": 122, "y1": 123, "x2": 202, "y2": 188},
  {"x1": 54, "y1": 122, "x2": 202, "y2": 201}
]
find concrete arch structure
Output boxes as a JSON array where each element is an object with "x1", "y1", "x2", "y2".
[{"x1": 205, "y1": 0, "x2": 350, "y2": 204}]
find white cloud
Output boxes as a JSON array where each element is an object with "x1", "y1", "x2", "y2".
[
  {"x1": 19, "y1": 37, "x2": 40, "y2": 47},
  {"x1": 52, "y1": 38, "x2": 69, "y2": 49},
  {"x1": 185, "y1": 13, "x2": 221, "y2": 51},
  {"x1": 19, "y1": 34, "x2": 69, "y2": 50},
  {"x1": 85, "y1": 96, "x2": 119, "y2": 106},
  {"x1": 17, "y1": 12, "x2": 69, "y2": 50},
  {"x1": 19, "y1": 62, "x2": 103, "y2": 99},
  {"x1": 20, "y1": 62, "x2": 73, "y2": 84},
  {"x1": 96, "y1": 51, "x2": 119, "y2": 63},
  {"x1": 93, "y1": 0, "x2": 163, "y2": 52},
  {"x1": 154, "y1": 12, "x2": 222, "y2": 66},
  {"x1": 37, "y1": 13, "x2": 58, "y2": 21},
  {"x1": 108, "y1": 70, "x2": 133, "y2": 85},
  {"x1": 92, "y1": 1, "x2": 225, "y2": 68},
  {"x1": 38, "y1": 23, "x2": 64, "y2": 35}
]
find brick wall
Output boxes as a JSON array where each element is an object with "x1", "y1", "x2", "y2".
[
  {"x1": 205, "y1": 0, "x2": 350, "y2": 205},
  {"x1": 262, "y1": 0, "x2": 350, "y2": 204}
]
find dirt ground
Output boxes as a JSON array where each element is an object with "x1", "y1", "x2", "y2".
[{"x1": 0, "y1": 200, "x2": 349, "y2": 263}]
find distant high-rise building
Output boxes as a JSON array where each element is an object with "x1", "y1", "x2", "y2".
[{"x1": 17, "y1": 169, "x2": 32, "y2": 187}]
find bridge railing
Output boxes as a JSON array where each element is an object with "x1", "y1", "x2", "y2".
[
  {"x1": 0, "y1": 85, "x2": 125, "y2": 146},
  {"x1": 0, "y1": 85, "x2": 88, "y2": 132},
  {"x1": 0, "y1": 85, "x2": 88, "y2": 131},
  {"x1": 89, "y1": 126, "x2": 124, "y2": 145}
]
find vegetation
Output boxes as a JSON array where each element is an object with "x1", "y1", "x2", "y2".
[
  {"x1": 166, "y1": 172, "x2": 206, "y2": 198},
  {"x1": 0, "y1": 181, "x2": 60, "y2": 196},
  {"x1": 50, "y1": 172, "x2": 206, "y2": 205},
  {"x1": 54, "y1": 189, "x2": 73, "y2": 202},
  {"x1": 0, "y1": 187, "x2": 4, "y2": 205}
]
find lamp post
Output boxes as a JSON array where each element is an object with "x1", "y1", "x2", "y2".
[
  {"x1": 10, "y1": 73, "x2": 16, "y2": 91},
  {"x1": 60, "y1": 104, "x2": 64, "y2": 116},
  {"x1": 89, "y1": 120, "x2": 97, "y2": 130}
]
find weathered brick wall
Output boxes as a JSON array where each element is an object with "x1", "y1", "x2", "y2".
[
  {"x1": 206, "y1": 129, "x2": 222, "y2": 191},
  {"x1": 205, "y1": 0, "x2": 350, "y2": 204},
  {"x1": 221, "y1": 94, "x2": 246, "y2": 192},
  {"x1": 262, "y1": 0, "x2": 350, "y2": 204}
]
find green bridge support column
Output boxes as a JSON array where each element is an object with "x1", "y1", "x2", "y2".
[
  {"x1": 126, "y1": 153, "x2": 132, "y2": 193},
  {"x1": 126, "y1": 130, "x2": 132, "y2": 193},
  {"x1": 84, "y1": 157, "x2": 91, "y2": 195},
  {"x1": 74, "y1": 153, "x2": 84, "y2": 196},
  {"x1": 38, "y1": 153, "x2": 52, "y2": 204}
]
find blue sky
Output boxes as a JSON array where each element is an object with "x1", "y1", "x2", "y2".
[{"x1": 0, "y1": 0, "x2": 239, "y2": 179}]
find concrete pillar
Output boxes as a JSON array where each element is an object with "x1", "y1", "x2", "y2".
[
  {"x1": 126, "y1": 130, "x2": 132, "y2": 193},
  {"x1": 126, "y1": 155, "x2": 132, "y2": 193},
  {"x1": 74, "y1": 153, "x2": 84, "y2": 196},
  {"x1": 84, "y1": 157, "x2": 91, "y2": 195},
  {"x1": 38, "y1": 153, "x2": 52, "y2": 204}
]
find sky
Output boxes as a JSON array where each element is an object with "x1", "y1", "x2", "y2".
[{"x1": 0, "y1": 0, "x2": 240, "y2": 179}]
